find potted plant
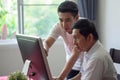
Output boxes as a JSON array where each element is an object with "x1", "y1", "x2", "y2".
[{"x1": 8, "y1": 71, "x2": 27, "y2": 80}]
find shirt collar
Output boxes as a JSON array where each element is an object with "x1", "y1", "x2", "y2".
[{"x1": 84, "y1": 40, "x2": 101, "y2": 59}]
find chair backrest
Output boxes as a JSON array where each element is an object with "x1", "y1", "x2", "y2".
[
  {"x1": 110, "y1": 48, "x2": 120, "y2": 63},
  {"x1": 110, "y1": 48, "x2": 120, "y2": 80},
  {"x1": 118, "y1": 74, "x2": 120, "y2": 80}
]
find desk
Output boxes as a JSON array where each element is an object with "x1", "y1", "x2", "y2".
[
  {"x1": 0, "y1": 76, "x2": 8, "y2": 80},
  {"x1": 0, "y1": 76, "x2": 33, "y2": 80}
]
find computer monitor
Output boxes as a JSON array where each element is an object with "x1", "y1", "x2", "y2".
[{"x1": 16, "y1": 34, "x2": 52, "y2": 80}]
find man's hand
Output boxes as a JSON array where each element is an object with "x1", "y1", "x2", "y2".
[{"x1": 72, "y1": 45, "x2": 82, "y2": 55}]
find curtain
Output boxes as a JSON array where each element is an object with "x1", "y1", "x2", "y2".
[{"x1": 77, "y1": 0, "x2": 98, "y2": 20}]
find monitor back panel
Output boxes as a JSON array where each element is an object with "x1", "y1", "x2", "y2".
[{"x1": 16, "y1": 34, "x2": 52, "y2": 80}]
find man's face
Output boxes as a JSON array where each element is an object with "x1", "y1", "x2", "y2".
[
  {"x1": 72, "y1": 29, "x2": 88, "y2": 51},
  {"x1": 58, "y1": 12, "x2": 78, "y2": 34}
]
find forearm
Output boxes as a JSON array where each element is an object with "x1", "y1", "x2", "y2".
[
  {"x1": 58, "y1": 52, "x2": 80, "y2": 80},
  {"x1": 43, "y1": 37, "x2": 55, "y2": 53}
]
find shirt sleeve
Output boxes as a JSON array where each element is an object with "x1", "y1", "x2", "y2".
[
  {"x1": 81, "y1": 57, "x2": 104, "y2": 80},
  {"x1": 48, "y1": 22, "x2": 61, "y2": 40}
]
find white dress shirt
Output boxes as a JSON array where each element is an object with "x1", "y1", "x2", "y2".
[{"x1": 80, "y1": 40, "x2": 117, "y2": 80}]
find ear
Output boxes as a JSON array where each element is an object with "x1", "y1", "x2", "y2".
[
  {"x1": 87, "y1": 33, "x2": 94, "y2": 42},
  {"x1": 75, "y1": 15, "x2": 79, "y2": 20}
]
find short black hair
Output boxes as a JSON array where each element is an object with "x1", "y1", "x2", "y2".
[
  {"x1": 58, "y1": 1, "x2": 78, "y2": 17},
  {"x1": 72, "y1": 19, "x2": 99, "y2": 40}
]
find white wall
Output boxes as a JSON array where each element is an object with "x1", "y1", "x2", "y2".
[
  {"x1": 47, "y1": 39, "x2": 66, "y2": 76},
  {"x1": 0, "y1": 40, "x2": 23, "y2": 76},
  {"x1": 97, "y1": 0, "x2": 120, "y2": 51}
]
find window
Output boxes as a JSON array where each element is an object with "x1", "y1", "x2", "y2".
[
  {"x1": 0, "y1": 0, "x2": 17, "y2": 39},
  {"x1": 0, "y1": 0, "x2": 65, "y2": 40},
  {"x1": 18, "y1": 0, "x2": 65, "y2": 38}
]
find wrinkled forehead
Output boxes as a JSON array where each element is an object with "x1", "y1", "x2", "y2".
[{"x1": 72, "y1": 29, "x2": 80, "y2": 36}]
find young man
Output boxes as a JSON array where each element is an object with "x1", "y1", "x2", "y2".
[
  {"x1": 44, "y1": 1, "x2": 81, "y2": 79},
  {"x1": 54, "y1": 19, "x2": 117, "y2": 80}
]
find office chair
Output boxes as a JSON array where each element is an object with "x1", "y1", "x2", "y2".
[{"x1": 110, "y1": 48, "x2": 120, "y2": 80}]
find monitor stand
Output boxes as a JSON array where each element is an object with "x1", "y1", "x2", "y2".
[
  {"x1": 22, "y1": 60, "x2": 40, "y2": 80},
  {"x1": 22, "y1": 59, "x2": 31, "y2": 76}
]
